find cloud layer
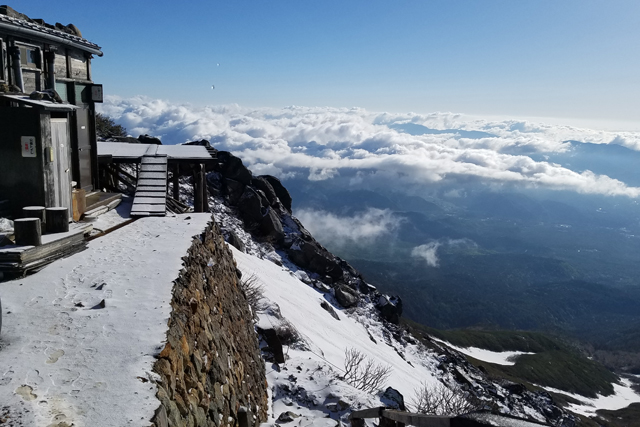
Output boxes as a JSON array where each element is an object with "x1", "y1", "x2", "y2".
[
  {"x1": 100, "y1": 96, "x2": 640, "y2": 198},
  {"x1": 295, "y1": 208, "x2": 402, "y2": 247}
]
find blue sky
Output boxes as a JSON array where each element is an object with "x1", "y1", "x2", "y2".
[{"x1": 18, "y1": 1, "x2": 640, "y2": 127}]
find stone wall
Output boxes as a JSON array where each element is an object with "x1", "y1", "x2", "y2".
[{"x1": 151, "y1": 219, "x2": 268, "y2": 427}]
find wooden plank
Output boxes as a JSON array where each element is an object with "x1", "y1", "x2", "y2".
[
  {"x1": 383, "y1": 411, "x2": 450, "y2": 427},
  {"x1": 133, "y1": 197, "x2": 166, "y2": 205},
  {"x1": 138, "y1": 172, "x2": 167, "y2": 180},
  {"x1": 136, "y1": 179, "x2": 166, "y2": 187},
  {"x1": 141, "y1": 157, "x2": 167, "y2": 164},
  {"x1": 140, "y1": 164, "x2": 168, "y2": 172},
  {"x1": 134, "y1": 191, "x2": 167, "y2": 198},
  {"x1": 350, "y1": 408, "x2": 385, "y2": 420},
  {"x1": 131, "y1": 204, "x2": 166, "y2": 213}
]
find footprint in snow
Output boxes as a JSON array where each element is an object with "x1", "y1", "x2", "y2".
[
  {"x1": 46, "y1": 349, "x2": 65, "y2": 364},
  {"x1": 15, "y1": 384, "x2": 37, "y2": 401},
  {"x1": 26, "y1": 370, "x2": 44, "y2": 386},
  {"x1": 0, "y1": 369, "x2": 14, "y2": 386}
]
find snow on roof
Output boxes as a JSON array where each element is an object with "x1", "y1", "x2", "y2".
[
  {"x1": 0, "y1": 213, "x2": 211, "y2": 425},
  {"x1": 97, "y1": 142, "x2": 213, "y2": 160}
]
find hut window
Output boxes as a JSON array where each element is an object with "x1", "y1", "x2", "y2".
[
  {"x1": 19, "y1": 46, "x2": 40, "y2": 69},
  {"x1": 55, "y1": 81, "x2": 69, "y2": 102}
]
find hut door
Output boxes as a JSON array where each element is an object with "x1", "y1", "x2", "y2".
[
  {"x1": 50, "y1": 118, "x2": 72, "y2": 214},
  {"x1": 75, "y1": 107, "x2": 93, "y2": 191}
]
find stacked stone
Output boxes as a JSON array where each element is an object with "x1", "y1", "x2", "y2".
[{"x1": 152, "y1": 220, "x2": 268, "y2": 427}]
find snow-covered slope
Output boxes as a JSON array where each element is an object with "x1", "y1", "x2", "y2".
[{"x1": 210, "y1": 193, "x2": 577, "y2": 426}]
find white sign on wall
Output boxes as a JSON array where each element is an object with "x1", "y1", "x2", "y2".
[{"x1": 21, "y1": 136, "x2": 36, "y2": 158}]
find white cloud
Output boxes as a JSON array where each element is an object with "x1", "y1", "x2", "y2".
[
  {"x1": 411, "y1": 242, "x2": 441, "y2": 267},
  {"x1": 295, "y1": 208, "x2": 402, "y2": 246},
  {"x1": 99, "y1": 96, "x2": 640, "y2": 198},
  {"x1": 410, "y1": 239, "x2": 477, "y2": 267}
]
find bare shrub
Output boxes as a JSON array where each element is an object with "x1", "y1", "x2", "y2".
[
  {"x1": 411, "y1": 381, "x2": 481, "y2": 416},
  {"x1": 239, "y1": 274, "x2": 264, "y2": 319},
  {"x1": 342, "y1": 348, "x2": 392, "y2": 393},
  {"x1": 274, "y1": 319, "x2": 302, "y2": 346}
]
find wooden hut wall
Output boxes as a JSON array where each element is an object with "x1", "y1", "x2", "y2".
[{"x1": 0, "y1": 107, "x2": 46, "y2": 217}]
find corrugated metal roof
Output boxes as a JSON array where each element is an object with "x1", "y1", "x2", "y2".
[{"x1": 0, "y1": 14, "x2": 102, "y2": 55}]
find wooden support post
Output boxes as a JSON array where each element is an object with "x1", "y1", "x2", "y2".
[
  {"x1": 113, "y1": 164, "x2": 121, "y2": 189},
  {"x1": 22, "y1": 206, "x2": 46, "y2": 233},
  {"x1": 193, "y1": 164, "x2": 202, "y2": 213},
  {"x1": 46, "y1": 207, "x2": 69, "y2": 233},
  {"x1": 238, "y1": 406, "x2": 250, "y2": 427},
  {"x1": 14, "y1": 218, "x2": 42, "y2": 246},
  {"x1": 172, "y1": 163, "x2": 180, "y2": 200},
  {"x1": 200, "y1": 163, "x2": 208, "y2": 212},
  {"x1": 380, "y1": 417, "x2": 397, "y2": 427}
]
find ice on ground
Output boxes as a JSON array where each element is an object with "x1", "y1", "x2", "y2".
[
  {"x1": 0, "y1": 214, "x2": 211, "y2": 426},
  {"x1": 537, "y1": 379, "x2": 640, "y2": 416},
  {"x1": 430, "y1": 337, "x2": 534, "y2": 366}
]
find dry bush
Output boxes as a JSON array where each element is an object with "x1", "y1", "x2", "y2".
[
  {"x1": 410, "y1": 381, "x2": 481, "y2": 416},
  {"x1": 274, "y1": 319, "x2": 302, "y2": 346},
  {"x1": 342, "y1": 348, "x2": 392, "y2": 393},
  {"x1": 239, "y1": 274, "x2": 264, "y2": 320}
]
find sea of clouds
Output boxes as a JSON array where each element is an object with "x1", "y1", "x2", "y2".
[{"x1": 101, "y1": 96, "x2": 640, "y2": 198}]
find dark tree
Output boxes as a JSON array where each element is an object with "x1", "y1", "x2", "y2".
[{"x1": 95, "y1": 113, "x2": 127, "y2": 138}]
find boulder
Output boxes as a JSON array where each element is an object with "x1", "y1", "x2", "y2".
[
  {"x1": 381, "y1": 387, "x2": 405, "y2": 411},
  {"x1": 261, "y1": 175, "x2": 292, "y2": 212},
  {"x1": 218, "y1": 151, "x2": 252, "y2": 185},
  {"x1": 184, "y1": 139, "x2": 215, "y2": 150},
  {"x1": 377, "y1": 295, "x2": 403, "y2": 324},
  {"x1": 138, "y1": 134, "x2": 162, "y2": 145},
  {"x1": 258, "y1": 327, "x2": 285, "y2": 364},
  {"x1": 253, "y1": 176, "x2": 278, "y2": 207},
  {"x1": 223, "y1": 178, "x2": 245, "y2": 205},
  {"x1": 320, "y1": 301, "x2": 340, "y2": 320},
  {"x1": 287, "y1": 239, "x2": 343, "y2": 280},
  {"x1": 226, "y1": 230, "x2": 245, "y2": 252},
  {"x1": 237, "y1": 187, "x2": 268, "y2": 230},
  {"x1": 276, "y1": 411, "x2": 299, "y2": 423},
  {"x1": 261, "y1": 208, "x2": 285, "y2": 243},
  {"x1": 335, "y1": 286, "x2": 358, "y2": 308}
]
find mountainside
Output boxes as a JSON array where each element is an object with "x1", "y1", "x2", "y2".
[{"x1": 190, "y1": 145, "x2": 640, "y2": 426}]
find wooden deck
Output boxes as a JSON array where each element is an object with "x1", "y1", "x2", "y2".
[
  {"x1": 130, "y1": 155, "x2": 168, "y2": 217},
  {"x1": 0, "y1": 223, "x2": 93, "y2": 276}
]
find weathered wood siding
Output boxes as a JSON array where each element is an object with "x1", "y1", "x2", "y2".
[
  {"x1": 54, "y1": 53, "x2": 67, "y2": 78},
  {"x1": 68, "y1": 50, "x2": 87, "y2": 80},
  {"x1": 22, "y1": 69, "x2": 40, "y2": 92}
]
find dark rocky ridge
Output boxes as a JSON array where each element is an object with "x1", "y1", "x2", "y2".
[
  {"x1": 201, "y1": 146, "x2": 578, "y2": 427},
  {"x1": 205, "y1": 149, "x2": 403, "y2": 324}
]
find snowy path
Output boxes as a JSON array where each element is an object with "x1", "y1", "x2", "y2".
[{"x1": 0, "y1": 214, "x2": 211, "y2": 426}]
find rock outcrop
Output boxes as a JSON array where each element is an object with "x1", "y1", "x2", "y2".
[
  {"x1": 152, "y1": 220, "x2": 268, "y2": 427},
  {"x1": 205, "y1": 148, "x2": 404, "y2": 323}
]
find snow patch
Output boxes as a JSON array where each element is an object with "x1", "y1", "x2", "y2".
[{"x1": 431, "y1": 337, "x2": 534, "y2": 366}]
